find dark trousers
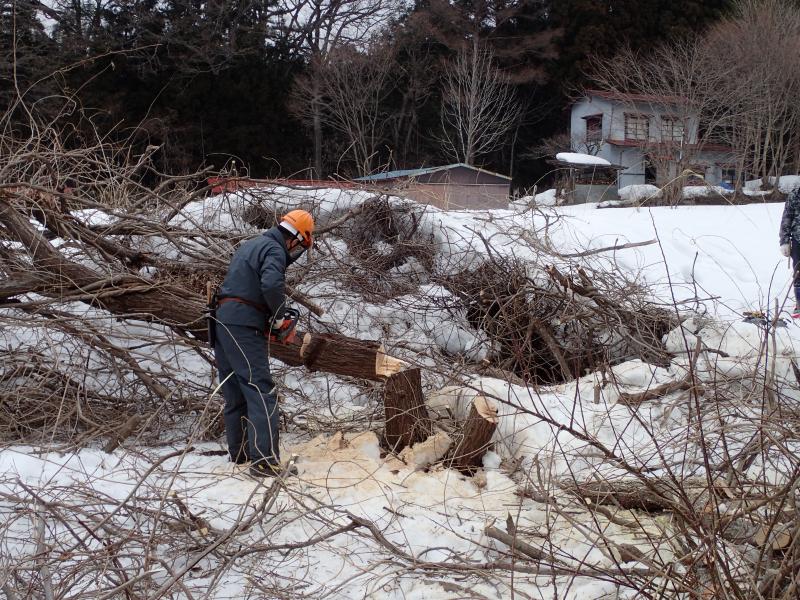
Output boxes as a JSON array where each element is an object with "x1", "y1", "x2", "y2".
[
  {"x1": 792, "y1": 240, "x2": 800, "y2": 306},
  {"x1": 214, "y1": 323, "x2": 280, "y2": 465}
]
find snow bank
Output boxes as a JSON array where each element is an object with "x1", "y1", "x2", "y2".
[
  {"x1": 683, "y1": 185, "x2": 730, "y2": 199},
  {"x1": 551, "y1": 202, "x2": 791, "y2": 319},
  {"x1": 534, "y1": 188, "x2": 558, "y2": 206},
  {"x1": 618, "y1": 184, "x2": 661, "y2": 202},
  {"x1": 511, "y1": 188, "x2": 559, "y2": 209},
  {"x1": 745, "y1": 175, "x2": 800, "y2": 195}
]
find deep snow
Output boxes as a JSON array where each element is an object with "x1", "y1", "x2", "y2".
[{"x1": 2, "y1": 189, "x2": 798, "y2": 599}]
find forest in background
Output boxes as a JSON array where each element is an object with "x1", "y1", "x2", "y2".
[{"x1": 2, "y1": 0, "x2": 732, "y2": 187}]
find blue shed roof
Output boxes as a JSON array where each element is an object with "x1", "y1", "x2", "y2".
[{"x1": 354, "y1": 163, "x2": 511, "y2": 182}]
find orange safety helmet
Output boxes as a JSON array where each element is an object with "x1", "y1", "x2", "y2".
[{"x1": 279, "y1": 209, "x2": 315, "y2": 249}]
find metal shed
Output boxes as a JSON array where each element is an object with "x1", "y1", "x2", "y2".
[{"x1": 355, "y1": 163, "x2": 511, "y2": 210}]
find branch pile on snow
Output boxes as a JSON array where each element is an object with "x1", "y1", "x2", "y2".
[{"x1": 5, "y1": 111, "x2": 800, "y2": 598}]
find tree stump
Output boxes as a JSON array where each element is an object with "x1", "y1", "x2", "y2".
[
  {"x1": 446, "y1": 395, "x2": 498, "y2": 472},
  {"x1": 384, "y1": 368, "x2": 432, "y2": 452}
]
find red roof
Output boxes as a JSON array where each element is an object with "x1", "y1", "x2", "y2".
[{"x1": 207, "y1": 177, "x2": 356, "y2": 194}]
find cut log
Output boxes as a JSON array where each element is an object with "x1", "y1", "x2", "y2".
[
  {"x1": 384, "y1": 368, "x2": 432, "y2": 451},
  {"x1": 271, "y1": 332, "x2": 398, "y2": 382},
  {"x1": 446, "y1": 395, "x2": 498, "y2": 472}
]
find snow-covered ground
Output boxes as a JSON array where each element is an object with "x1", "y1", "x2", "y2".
[
  {"x1": 2, "y1": 189, "x2": 798, "y2": 599},
  {"x1": 553, "y1": 201, "x2": 792, "y2": 318}
]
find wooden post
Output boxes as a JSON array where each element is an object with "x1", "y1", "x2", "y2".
[
  {"x1": 384, "y1": 368, "x2": 432, "y2": 452},
  {"x1": 446, "y1": 396, "x2": 498, "y2": 472}
]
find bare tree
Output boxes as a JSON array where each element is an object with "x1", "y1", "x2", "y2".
[
  {"x1": 702, "y1": 0, "x2": 800, "y2": 189},
  {"x1": 281, "y1": 0, "x2": 400, "y2": 177},
  {"x1": 292, "y1": 42, "x2": 395, "y2": 176},
  {"x1": 439, "y1": 44, "x2": 522, "y2": 166},
  {"x1": 589, "y1": 39, "x2": 733, "y2": 204}
]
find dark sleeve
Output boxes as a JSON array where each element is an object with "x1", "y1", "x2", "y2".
[
  {"x1": 780, "y1": 190, "x2": 800, "y2": 244},
  {"x1": 258, "y1": 241, "x2": 287, "y2": 317}
]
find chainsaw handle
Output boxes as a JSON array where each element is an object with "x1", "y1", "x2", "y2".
[{"x1": 267, "y1": 307, "x2": 300, "y2": 344}]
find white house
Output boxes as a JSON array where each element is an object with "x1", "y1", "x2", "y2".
[{"x1": 570, "y1": 90, "x2": 735, "y2": 191}]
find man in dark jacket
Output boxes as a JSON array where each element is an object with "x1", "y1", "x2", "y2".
[
  {"x1": 780, "y1": 188, "x2": 800, "y2": 314},
  {"x1": 214, "y1": 209, "x2": 314, "y2": 477}
]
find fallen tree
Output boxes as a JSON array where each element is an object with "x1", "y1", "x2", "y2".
[{"x1": 1, "y1": 188, "x2": 438, "y2": 455}]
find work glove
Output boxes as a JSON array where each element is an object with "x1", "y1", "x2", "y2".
[{"x1": 781, "y1": 243, "x2": 791, "y2": 258}]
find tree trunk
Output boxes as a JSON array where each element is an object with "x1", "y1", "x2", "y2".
[
  {"x1": 446, "y1": 395, "x2": 498, "y2": 472},
  {"x1": 0, "y1": 201, "x2": 410, "y2": 383},
  {"x1": 313, "y1": 76, "x2": 324, "y2": 179},
  {"x1": 383, "y1": 368, "x2": 432, "y2": 451}
]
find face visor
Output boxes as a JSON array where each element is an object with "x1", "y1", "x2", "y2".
[{"x1": 281, "y1": 221, "x2": 312, "y2": 262}]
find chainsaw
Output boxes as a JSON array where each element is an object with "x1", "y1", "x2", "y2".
[{"x1": 269, "y1": 308, "x2": 300, "y2": 344}]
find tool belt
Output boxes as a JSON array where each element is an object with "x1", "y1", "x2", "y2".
[
  {"x1": 217, "y1": 296, "x2": 268, "y2": 312},
  {"x1": 208, "y1": 295, "x2": 277, "y2": 347}
]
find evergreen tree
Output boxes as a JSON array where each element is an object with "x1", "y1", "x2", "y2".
[
  {"x1": 547, "y1": 0, "x2": 732, "y2": 87},
  {"x1": 0, "y1": 0, "x2": 56, "y2": 108}
]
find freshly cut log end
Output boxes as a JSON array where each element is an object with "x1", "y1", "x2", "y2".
[
  {"x1": 447, "y1": 395, "x2": 498, "y2": 473},
  {"x1": 383, "y1": 368, "x2": 432, "y2": 452},
  {"x1": 473, "y1": 395, "x2": 499, "y2": 424},
  {"x1": 299, "y1": 333, "x2": 328, "y2": 370},
  {"x1": 376, "y1": 345, "x2": 410, "y2": 378}
]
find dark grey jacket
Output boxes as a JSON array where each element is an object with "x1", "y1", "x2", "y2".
[
  {"x1": 780, "y1": 189, "x2": 800, "y2": 245},
  {"x1": 217, "y1": 227, "x2": 288, "y2": 331}
]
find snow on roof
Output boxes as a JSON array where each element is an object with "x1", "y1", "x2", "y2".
[
  {"x1": 555, "y1": 152, "x2": 612, "y2": 167},
  {"x1": 355, "y1": 163, "x2": 511, "y2": 182}
]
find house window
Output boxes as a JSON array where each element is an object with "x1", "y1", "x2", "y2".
[
  {"x1": 624, "y1": 114, "x2": 650, "y2": 141},
  {"x1": 661, "y1": 116, "x2": 685, "y2": 143},
  {"x1": 585, "y1": 115, "x2": 602, "y2": 142}
]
